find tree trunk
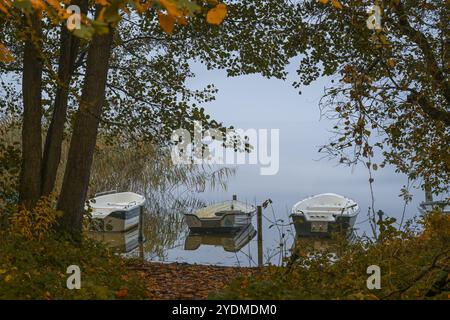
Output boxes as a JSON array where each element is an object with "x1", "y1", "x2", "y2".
[
  {"x1": 41, "y1": 0, "x2": 88, "y2": 196},
  {"x1": 19, "y1": 13, "x2": 43, "y2": 209},
  {"x1": 56, "y1": 29, "x2": 114, "y2": 237}
]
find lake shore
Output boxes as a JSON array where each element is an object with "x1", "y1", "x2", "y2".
[{"x1": 128, "y1": 262, "x2": 258, "y2": 300}]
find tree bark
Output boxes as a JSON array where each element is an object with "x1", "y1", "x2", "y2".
[
  {"x1": 19, "y1": 13, "x2": 43, "y2": 209},
  {"x1": 41, "y1": 0, "x2": 88, "y2": 196},
  {"x1": 56, "y1": 29, "x2": 114, "y2": 237}
]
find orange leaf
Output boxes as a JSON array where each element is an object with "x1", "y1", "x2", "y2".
[
  {"x1": 159, "y1": 0, "x2": 183, "y2": 18},
  {"x1": 158, "y1": 11, "x2": 175, "y2": 34},
  {"x1": 387, "y1": 58, "x2": 396, "y2": 68},
  {"x1": 95, "y1": 0, "x2": 110, "y2": 6},
  {"x1": 206, "y1": 3, "x2": 227, "y2": 25},
  {"x1": 331, "y1": 0, "x2": 343, "y2": 9},
  {"x1": 177, "y1": 15, "x2": 187, "y2": 26},
  {"x1": 115, "y1": 285, "x2": 129, "y2": 298},
  {"x1": 30, "y1": 0, "x2": 46, "y2": 11},
  {"x1": 318, "y1": 0, "x2": 329, "y2": 4}
]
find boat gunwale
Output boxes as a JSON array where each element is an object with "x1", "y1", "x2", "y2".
[
  {"x1": 290, "y1": 193, "x2": 360, "y2": 219},
  {"x1": 184, "y1": 210, "x2": 255, "y2": 221}
]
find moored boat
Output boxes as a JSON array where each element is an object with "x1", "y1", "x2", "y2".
[
  {"x1": 86, "y1": 191, "x2": 145, "y2": 232},
  {"x1": 291, "y1": 193, "x2": 359, "y2": 238},
  {"x1": 184, "y1": 196, "x2": 255, "y2": 233},
  {"x1": 418, "y1": 200, "x2": 450, "y2": 215}
]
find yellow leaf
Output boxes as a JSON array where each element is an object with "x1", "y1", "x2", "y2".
[
  {"x1": 387, "y1": 58, "x2": 396, "y2": 68},
  {"x1": 158, "y1": 11, "x2": 175, "y2": 34},
  {"x1": 4, "y1": 275, "x2": 12, "y2": 283},
  {"x1": 331, "y1": 0, "x2": 343, "y2": 9},
  {"x1": 206, "y1": 3, "x2": 227, "y2": 25},
  {"x1": 30, "y1": 0, "x2": 46, "y2": 11},
  {"x1": 0, "y1": 1, "x2": 11, "y2": 15},
  {"x1": 0, "y1": 43, "x2": 14, "y2": 63}
]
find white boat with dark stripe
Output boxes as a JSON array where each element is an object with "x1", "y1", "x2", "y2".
[
  {"x1": 291, "y1": 193, "x2": 359, "y2": 238},
  {"x1": 86, "y1": 191, "x2": 146, "y2": 232}
]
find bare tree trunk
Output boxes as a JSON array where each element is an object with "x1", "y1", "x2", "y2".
[
  {"x1": 56, "y1": 29, "x2": 114, "y2": 237},
  {"x1": 19, "y1": 13, "x2": 42, "y2": 209},
  {"x1": 41, "y1": 0, "x2": 88, "y2": 196}
]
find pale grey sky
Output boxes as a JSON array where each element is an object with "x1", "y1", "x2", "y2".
[{"x1": 187, "y1": 59, "x2": 427, "y2": 236}]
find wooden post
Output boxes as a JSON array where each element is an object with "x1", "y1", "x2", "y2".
[
  {"x1": 257, "y1": 205, "x2": 263, "y2": 267},
  {"x1": 424, "y1": 181, "x2": 433, "y2": 202},
  {"x1": 138, "y1": 205, "x2": 144, "y2": 243},
  {"x1": 377, "y1": 210, "x2": 384, "y2": 223}
]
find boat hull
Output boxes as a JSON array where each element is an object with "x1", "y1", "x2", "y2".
[
  {"x1": 91, "y1": 206, "x2": 141, "y2": 232},
  {"x1": 291, "y1": 213, "x2": 357, "y2": 238},
  {"x1": 184, "y1": 212, "x2": 253, "y2": 233},
  {"x1": 86, "y1": 192, "x2": 145, "y2": 232}
]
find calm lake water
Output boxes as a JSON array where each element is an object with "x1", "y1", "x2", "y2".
[
  {"x1": 90, "y1": 66, "x2": 447, "y2": 266},
  {"x1": 90, "y1": 175, "x2": 436, "y2": 267}
]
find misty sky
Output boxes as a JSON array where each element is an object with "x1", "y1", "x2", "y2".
[{"x1": 186, "y1": 59, "x2": 431, "y2": 236}]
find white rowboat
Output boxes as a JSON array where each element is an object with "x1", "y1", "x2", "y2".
[
  {"x1": 291, "y1": 193, "x2": 360, "y2": 237},
  {"x1": 86, "y1": 191, "x2": 145, "y2": 232},
  {"x1": 184, "y1": 197, "x2": 255, "y2": 233}
]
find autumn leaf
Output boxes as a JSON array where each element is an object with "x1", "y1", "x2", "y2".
[
  {"x1": 206, "y1": 3, "x2": 227, "y2": 25},
  {"x1": 318, "y1": 0, "x2": 329, "y2": 4},
  {"x1": 0, "y1": 3, "x2": 9, "y2": 15},
  {"x1": 0, "y1": 43, "x2": 14, "y2": 63},
  {"x1": 159, "y1": 0, "x2": 183, "y2": 18},
  {"x1": 115, "y1": 285, "x2": 129, "y2": 298},
  {"x1": 95, "y1": 0, "x2": 110, "y2": 6},
  {"x1": 387, "y1": 58, "x2": 396, "y2": 68},
  {"x1": 30, "y1": 0, "x2": 46, "y2": 11},
  {"x1": 0, "y1": 0, "x2": 12, "y2": 15},
  {"x1": 331, "y1": 0, "x2": 343, "y2": 9},
  {"x1": 158, "y1": 11, "x2": 175, "y2": 34}
]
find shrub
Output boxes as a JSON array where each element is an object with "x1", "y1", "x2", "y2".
[
  {"x1": 0, "y1": 231, "x2": 149, "y2": 299},
  {"x1": 213, "y1": 211, "x2": 450, "y2": 300}
]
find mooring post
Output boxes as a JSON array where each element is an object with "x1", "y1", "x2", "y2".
[
  {"x1": 138, "y1": 205, "x2": 144, "y2": 243},
  {"x1": 257, "y1": 205, "x2": 263, "y2": 267}
]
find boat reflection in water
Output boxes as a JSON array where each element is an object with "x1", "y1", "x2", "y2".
[
  {"x1": 184, "y1": 224, "x2": 257, "y2": 253},
  {"x1": 87, "y1": 226, "x2": 140, "y2": 253}
]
